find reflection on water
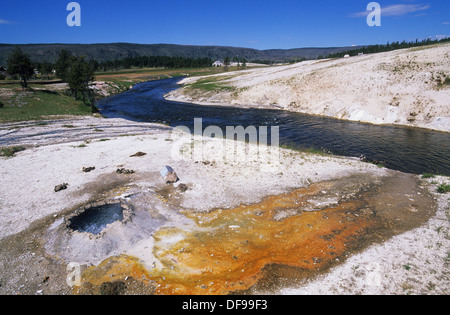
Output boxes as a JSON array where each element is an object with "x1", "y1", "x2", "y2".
[{"x1": 97, "y1": 78, "x2": 450, "y2": 175}]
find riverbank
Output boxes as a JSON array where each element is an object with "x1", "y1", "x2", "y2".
[
  {"x1": 0, "y1": 117, "x2": 448, "y2": 295},
  {"x1": 165, "y1": 43, "x2": 450, "y2": 132},
  {"x1": 0, "y1": 66, "x2": 239, "y2": 123}
]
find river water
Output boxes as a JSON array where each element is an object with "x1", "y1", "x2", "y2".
[{"x1": 97, "y1": 78, "x2": 450, "y2": 175}]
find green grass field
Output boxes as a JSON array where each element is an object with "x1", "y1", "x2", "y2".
[
  {"x1": 94, "y1": 66, "x2": 239, "y2": 90},
  {"x1": 0, "y1": 88, "x2": 92, "y2": 122},
  {"x1": 184, "y1": 74, "x2": 237, "y2": 92}
]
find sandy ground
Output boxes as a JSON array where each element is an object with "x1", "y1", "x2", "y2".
[
  {"x1": 0, "y1": 117, "x2": 448, "y2": 295},
  {"x1": 166, "y1": 43, "x2": 450, "y2": 132},
  {"x1": 0, "y1": 116, "x2": 386, "y2": 241}
]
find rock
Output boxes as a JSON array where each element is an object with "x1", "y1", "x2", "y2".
[
  {"x1": 99, "y1": 281, "x2": 126, "y2": 295},
  {"x1": 177, "y1": 183, "x2": 188, "y2": 192},
  {"x1": 160, "y1": 165, "x2": 173, "y2": 177},
  {"x1": 54, "y1": 183, "x2": 68, "y2": 192},
  {"x1": 165, "y1": 172, "x2": 179, "y2": 183},
  {"x1": 130, "y1": 152, "x2": 146, "y2": 157},
  {"x1": 82, "y1": 166, "x2": 95, "y2": 173},
  {"x1": 116, "y1": 168, "x2": 135, "y2": 174},
  {"x1": 360, "y1": 208, "x2": 374, "y2": 216},
  {"x1": 160, "y1": 166, "x2": 179, "y2": 183}
]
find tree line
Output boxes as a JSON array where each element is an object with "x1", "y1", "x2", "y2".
[
  {"x1": 53, "y1": 49, "x2": 96, "y2": 108},
  {"x1": 4, "y1": 47, "x2": 215, "y2": 112},
  {"x1": 323, "y1": 37, "x2": 450, "y2": 59},
  {"x1": 98, "y1": 55, "x2": 213, "y2": 71},
  {"x1": 5, "y1": 47, "x2": 214, "y2": 88},
  {"x1": 5, "y1": 47, "x2": 97, "y2": 111}
]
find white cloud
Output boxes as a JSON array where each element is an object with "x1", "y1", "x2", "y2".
[
  {"x1": 382, "y1": 4, "x2": 430, "y2": 16},
  {"x1": 0, "y1": 19, "x2": 12, "y2": 24},
  {"x1": 351, "y1": 4, "x2": 431, "y2": 18},
  {"x1": 434, "y1": 35, "x2": 449, "y2": 40},
  {"x1": 443, "y1": 22, "x2": 450, "y2": 25}
]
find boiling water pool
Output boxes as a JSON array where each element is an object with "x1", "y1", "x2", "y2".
[{"x1": 68, "y1": 203, "x2": 124, "y2": 235}]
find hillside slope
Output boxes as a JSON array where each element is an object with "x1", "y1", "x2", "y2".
[
  {"x1": 0, "y1": 43, "x2": 363, "y2": 65},
  {"x1": 166, "y1": 43, "x2": 450, "y2": 132}
]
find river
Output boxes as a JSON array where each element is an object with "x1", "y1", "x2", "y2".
[{"x1": 97, "y1": 78, "x2": 450, "y2": 175}]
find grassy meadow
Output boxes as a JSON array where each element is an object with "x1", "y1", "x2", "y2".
[
  {"x1": 0, "y1": 85, "x2": 92, "y2": 122},
  {"x1": 0, "y1": 66, "x2": 242, "y2": 122}
]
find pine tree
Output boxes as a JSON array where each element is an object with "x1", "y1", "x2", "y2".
[
  {"x1": 224, "y1": 56, "x2": 230, "y2": 71},
  {"x1": 54, "y1": 49, "x2": 72, "y2": 82},
  {"x1": 39, "y1": 62, "x2": 53, "y2": 80},
  {"x1": 6, "y1": 46, "x2": 34, "y2": 88},
  {"x1": 67, "y1": 56, "x2": 95, "y2": 106}
]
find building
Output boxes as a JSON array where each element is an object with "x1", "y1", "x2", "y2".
[{"x1": 212, "y1": 61, "x2": 224, "y2": 67}]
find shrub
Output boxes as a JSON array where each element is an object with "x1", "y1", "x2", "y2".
[
  {"x1": 0, "y1": 100, "x2": 4, "y2": 108},
  {"x1": 437, "y1": 183, "x2": 450, "y2": 194},
  {"x1": 0, "y1": 146, "x2": 26, "y2": 157}
]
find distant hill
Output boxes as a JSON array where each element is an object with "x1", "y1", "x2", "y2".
[{"x1": 0, "y1": 43, "x2": 365, "y2": 66}]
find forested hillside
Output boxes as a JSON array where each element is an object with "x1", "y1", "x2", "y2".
[{"x1": 0, "y1": 43, "x2": 364, "y2": 66}]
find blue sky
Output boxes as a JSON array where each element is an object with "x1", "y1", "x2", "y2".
[{"x1": 0, "y1": 0, "x2": 449, "y2": 49}]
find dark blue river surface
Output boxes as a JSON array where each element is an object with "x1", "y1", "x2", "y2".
[{"x1": 97, "y1": 78, "x2": 450, "y2": 175}]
